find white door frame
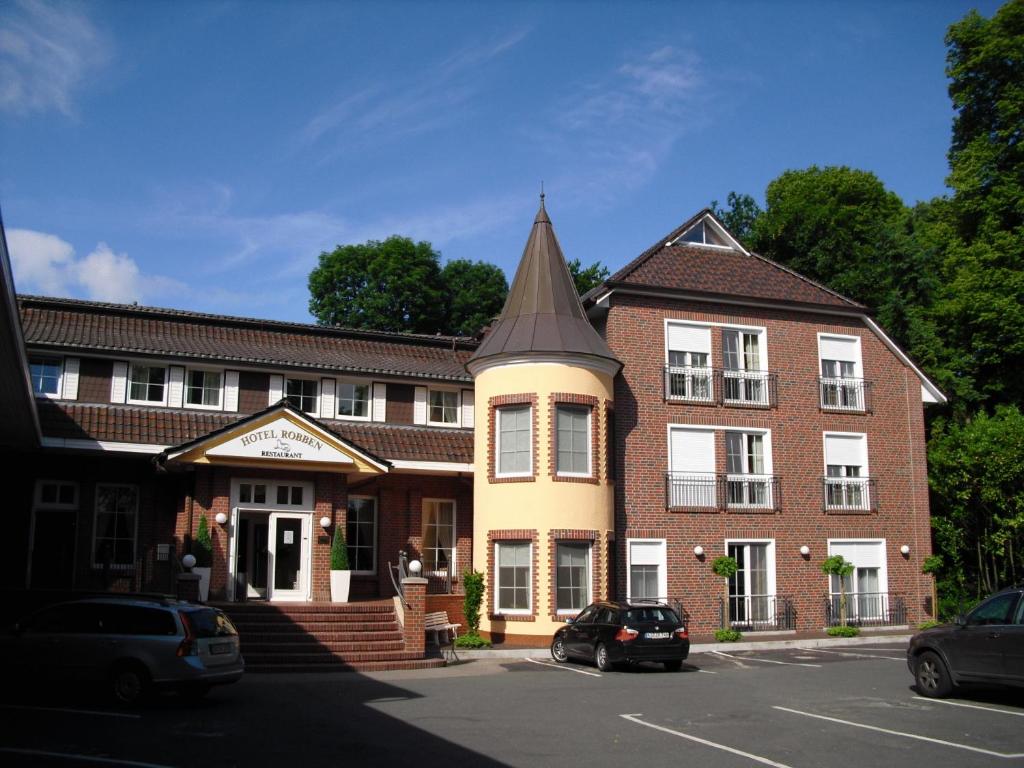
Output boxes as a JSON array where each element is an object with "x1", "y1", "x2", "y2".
[{"x1": 268, "y1": 512, "x2": 311, "y2": 602}]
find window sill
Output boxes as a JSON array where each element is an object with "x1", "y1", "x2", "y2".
[
  {"x1": 489, "y1": 613, "x2": 535, "y2": 622},
  {"x1": 126, "y1": 399, "x2": 168, "y2": 407},
  {"x1": 427, "y1": 421, "x2": 461, "y2": 429},
  {"x1": 184, "y1": 402, "x2": 224, "y2": 411}
]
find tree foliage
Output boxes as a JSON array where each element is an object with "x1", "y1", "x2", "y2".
[
  {"x1": 567, "y1": 258, "x2": 610, "y2": 297},
  {"x1": 440, "y1": 259, "x2": 508, "y2": 336},
  {"x1": 711, "y1": 192, "x2": 762, "y2": 246}
]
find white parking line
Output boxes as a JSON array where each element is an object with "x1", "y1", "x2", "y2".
[
  {"x1": 913, "y1": 697, "x2": 1024, "y2": 718},
  {"x1": 711, "y1": 650, "x2": 821, "y2": 668},
  {"x1": 774, "y1": 706, "x2": 1024, "y2": 759},
  {"x1": 0, "y1": 748, "x2": 173, "y2": 767},
  {"x1": 620, "y1": 714, "x2": 795, "y2": 768},
  {"x1": 0, "y1": 704, "x2": 140, "y2": 719},
  {"x1": 806, "y1": 647, "x2": 906, "y2": 661},
  {"x1": 525, "y1": 658, "x2": 602, "y2": 677}
]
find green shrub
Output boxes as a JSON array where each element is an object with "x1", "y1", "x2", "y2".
[
  {"x1": 330, "y1": 526, "x2": 350, "y2": 570},
  {"x1": 714, "y1": 628, "x2": 743, "y2": 642},
  {"x1": 462, "y1": 569, "x2": 485, "y2": 635},
  {"x1": 826, "y1": 625, "x2": 860, "y2": 637},
  {"x1": 917, "y1": 620, "x2": 942, "y2": 631},
  {"x1": 195, "y1": 515, "x2": 213, "y2": 568},
  {"x1": 454, "y1": 633, "x2": 491, "y2": 649}
]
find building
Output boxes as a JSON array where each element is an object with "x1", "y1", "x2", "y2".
[{"x1": 4, "y1": 199, "x2": 943, "y2": 648}]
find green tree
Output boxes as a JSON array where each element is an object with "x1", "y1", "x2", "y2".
[
  {"x1": 711, "y1": 192, "x2": 762, "y2": 246},
  {"x1": 194, "y1": 514, "x2": 212, "y2": 568},
  {"x1": 308, "y1": 236, "x2": 447, "y2": 333},
  {"x1": 821, "y1": 555, "x2": 855, "y2": 627},
  {"x1": 567, "y1": 258, "x2": 610, "y2": 296},
  {"x1": 711, "y1": 556, "x2": 739, "y2": 627},
  {"x1": 330, "y1": 525, "x2": 350, "y2": 571},
  {"x1": 440, "y1": 259, "x2": 508, "y2": 336}
]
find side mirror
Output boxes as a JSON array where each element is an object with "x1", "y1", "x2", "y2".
[
  {"x1": 955, "y1": 614, "x2": 967, "y2": 626},
  {"x1": 564, "y1": 617, "x2": 575, "y2": 624}
]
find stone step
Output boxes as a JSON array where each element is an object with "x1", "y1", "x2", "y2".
[
  {"x1": 246, "y1": 658, "x2": 447, "y2": 673},
  {"x1": 244, "y1": 649, "x2": 429, "y2": 664},
  {"x1": 228, "y1": 611, "x2": 396, "y2": 623},
  {"x1": 240, "y1": 630, "x2": 403, "y2": 644},
  {"x1": 229, "y1": 620, "x2": 399, "y2": 633},
  {"x1": 220, "y1": 602, "x2": 394, "y2": 615},
  {"x1": 242, "y1": 640, "x2": 406, "y2": 654}
]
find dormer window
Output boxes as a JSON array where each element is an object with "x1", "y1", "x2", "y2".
[{"x1": 677, "y1": 219, "x2": 731, "y2": 248}]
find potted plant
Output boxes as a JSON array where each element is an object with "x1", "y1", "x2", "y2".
[
  {"x1": 329, "y1": 525, "x2": 351, "y2": 603},
  {"x1": 821, "y1": 554, "x2": 859, "y2": 636},
  {"x1": 711, "y1": 556, "x2": 742, "y2": 642},
  {"x1": 193, "y1": 514, "x2": 213, "y2": 602}
]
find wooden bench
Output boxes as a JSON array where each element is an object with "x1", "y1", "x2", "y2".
[{"x1": 424, "y1": 611, "x2": 461, "y2": 661}]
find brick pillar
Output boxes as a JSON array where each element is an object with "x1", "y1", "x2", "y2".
[{"x1": 402, "y1": 577, "x2": 428, "y2": 657}]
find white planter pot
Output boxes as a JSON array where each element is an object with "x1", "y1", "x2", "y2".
[
  {"x1": 193, "y1": 567, "x2": 211, "y2": 602},
  {"x1": 330, "y1": 570, "x2": 352, "y2": 603}
]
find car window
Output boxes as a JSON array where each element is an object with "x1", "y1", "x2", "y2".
[
  {"x1": 625, "y1": 607, "x2": 680, "y2": 624},
  {"x1": 99, "y1": 605, "x2": 177, "y2": 636},
  {"x1": 574, "y1": 606, "x2": 599, "y2": 624},
  {"x1": 25, "y1": 603, "x2": 101, "y2": 634},
  {"x1": 1014, "y1": 595, "x2": 1024, "y2": 625},
  {"x1": 966, "y1": 593, "x2": 1017, "y2": 626},
  {"x1": 186, "y1": 609, "x2": 238, "y2": 638},
  {"x1": 596, "y1": 608, "x2": 618, "y2": 624}
]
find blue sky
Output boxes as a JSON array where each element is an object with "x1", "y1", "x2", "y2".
[{"x1": 0, "y1": 0, "x2": 1003, "y2": 323}]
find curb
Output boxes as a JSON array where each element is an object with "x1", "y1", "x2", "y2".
[{"x1": 453, "y1": 633, "x2": 911, "y2": 660}]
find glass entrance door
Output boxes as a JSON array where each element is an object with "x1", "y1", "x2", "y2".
[{"x1": 268, "y1": 513, "x2": 309, "y2": 601}]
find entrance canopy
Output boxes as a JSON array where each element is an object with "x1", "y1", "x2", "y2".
[{"x1": 157, "y1": 401, "x2": 390, "y2": 476}]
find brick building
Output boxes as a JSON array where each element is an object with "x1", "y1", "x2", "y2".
[{"x1": 3, "y1": 202, "x2": 943, "y2": 645}]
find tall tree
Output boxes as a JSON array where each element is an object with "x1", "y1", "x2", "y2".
[
  {"x1": 567, "y1": 258, "x2": 610, "y2": 296},
  {"x1": 711, "y1": 192, "x2": 762, "y2": 246},
  {"x1": 441, "y1": 259, "x2": 508, "y2": 336},
  {"x1": 308, "y1": 236, "x2": 447, "y2": 333}
]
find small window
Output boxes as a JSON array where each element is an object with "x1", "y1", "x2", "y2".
[
  {"x1": 128, "y1": 364, "x2": 167, "y2": 404},
  {"x1": 428, "y1": 389, "x2": 459, "y2": 425},
  {"x1": 556, "y1": 406, "x2": 591, "y2": 476},
  {"x1": 497, "y1": 406, "x2": 532, "y2": 476},
  {"x1": 29, "y1": 356, "x2": 62, "y2": 396},
  {"x1": 239, "y1": 483, "x2": 267, "y2": 505},
  {"x1": 496, "y1": 542, "x2": 531, "y2": 613},
  {"x1": 556, "y1": 543, "x2": 590, "y2": 613},
  {"x1": 678, "y1": 219, "x2": 729, "y2": 247},
  {"x1": 36, "y1": 480, "x2": 77, "y2": 508},
  {"x1": 285, "y1": 378, "x2": 318, "y2": 414},
  {"x1": 93, "y1": 485, "x2": 138, "y2": 568},
  {"x1": 185, "y1": 370, "x2": 222, "y2": 408},
  {"x1": 346, "y1": 497, "x2": 377, "y2": 573},
  {"x1": 337, "y1": 382, "x2": 371, "y2": 419}
]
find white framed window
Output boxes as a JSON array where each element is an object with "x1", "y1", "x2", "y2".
[
  {"x1": 495, "y1": 541, "x2": 532, "y2": 614},
  {"x1": 827, "y1": 539, "x2": 888, "y2": 621},
  {"x1": 627, "y1": 539, "x2": 667, "y2": 601},
  {"x1": 29, "y1": 356, "x2": 63, "y2": 397},
  {"x1": 555, "y1": 542, "x2": 591, "y2": 614},
  {"x1": 184, "y1": 368, "x2": 223, "y2": 409},
  {"x1": 722, "y1": 329, "x2": 768, "y2": 405},
  {"x1": 818, "y1": 333, "x2": 865, "y2": 410},
  {"x1": 556, "y1": 405, "x2": 591, "y2": 476},
  {"x1": 496, "y1": 405, "x2": 532, "y2": 477},
  {"x1": 668, "y1": 426, "x2": 716, "y2": 507},
  {"x1": 346, "y1": 496, "x2": 377, "y2": 574},
  {"x1": 428, "y1": 388, "x2": 460, "y2": 426},
  {"x1": 35, "y1": 479, "x2": 78, "y2": 508},
  {"x1": 337, "y1": 381, "x2": 371, "y2": 420},
  {"x1": 725, "y1": 540, "x2": 776, "y2": 628},
  {"x1": 824, "y1": 433, "x2": 870, "y2": 510},
  {"x1": 673, "y1": 218, "x2": 733, "y2": 249},
  {"x1": 285, "y1": 377, "x2": 319, "y2": 415},
  {"x1": 127, "y1": 364, "x2": 167, "y2": 405},
  {"x1": 725, "y1": 430, "x2": 774, "y2": 507},
  {"x1": 92, "y1": 484, "x2": 138, "y2": 569},
  {"x1": 234, "y1": 479, "x2": 314, "y2": 511},
  {"x1": 665, "y1": 323, "x2": 713, "y2": 402},
  {"x1": 422, "y1": 499, "x2": 455, "y2": 575}
]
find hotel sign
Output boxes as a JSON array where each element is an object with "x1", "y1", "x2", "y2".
[{"x1": 206, "y1": 417, "x2": 354, "y2": 464}]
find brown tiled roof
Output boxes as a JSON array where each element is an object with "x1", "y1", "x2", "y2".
[
  {"x1": 604, "y1": 209, "x2": 863, "y2": 311},
  {"x1": 19, "y1": 296, "x2": 476, "y2": 382},
  {"x1": 38, "y1": 401, "x2": 474, "y2": 464}
]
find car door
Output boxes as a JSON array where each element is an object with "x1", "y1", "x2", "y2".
[
  {"x1": 999, "y1": 593, "x2": 1024, "y2": 683},
  {"x1": 564, "y1": 605, "x2": 598, "y2": 657},
  {"x1": 944, "y1": 592, "x2": 1019, "y2": 681},
  {"x1": 21, "y1": 603, "x2": 104, "y2": 681}
]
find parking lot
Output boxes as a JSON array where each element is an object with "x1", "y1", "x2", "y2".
[{"x1": 1, "y1": 642, "x2": 1022, "y2": 767}]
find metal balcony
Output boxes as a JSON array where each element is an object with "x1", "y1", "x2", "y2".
[
  {"x1": 719, "y1": 594, "x2": 796, "y2": 631},
  {"x1": 825, "y1": 592, "x2": 907, "y2": 627},
  {"x1": 822, "y1": 477, "x2": 877, "y2": 513},
  {"x1": 819, "y1": 377, "x2": 872, "y2": 413},
  {"x1": 666, "y1": 473, "x2": 781, "y2": 512},
  {"x1": 664, "y1": 367, "x2": 778, "y2": 408}
]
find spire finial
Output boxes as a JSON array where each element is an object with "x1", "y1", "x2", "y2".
[{"x1": 540, "y1": 180, "x2": 545, "y2": 206}]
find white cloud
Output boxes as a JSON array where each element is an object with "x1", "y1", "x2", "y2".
[
  {"x1": 7, "y1": 228, "x2": 183, "y2": 303},
  {"x1": 0, "y1": 0, "x2": 111, "y2": 116}
]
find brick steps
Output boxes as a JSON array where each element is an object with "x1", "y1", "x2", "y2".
[
  {"x1": 240, "y1": 630, "x2": 403, "y2": 644},
  {"x1": 230, "y1": 620, "x2": 400, "y2": 633},
  {"x1": 243, "y1": 640, "x2": 406, "y2": 653},
  {"x1": 245, "y1": 649, "x2": 430, "y2": 664},
  {"x1": 247, "y1": 658, "x2": 447, "y2": 673}
]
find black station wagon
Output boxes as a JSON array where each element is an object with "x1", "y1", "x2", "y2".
[{"x1": 551, "y1": 601, "x2": 690, "y2": 671}]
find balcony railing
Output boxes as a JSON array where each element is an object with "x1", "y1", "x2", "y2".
[
  {"x1": 825, "y1": 592, "x2": 907, "y2": 627},
  {"x1": 666, "y1": 472, "x2": 781, "y2": 512},
  {"x1": 822, "y1": 477, "x2": 877, "y2": 513},
  {"x1": 719, "y1": 594, "x2": 796, "y2": 631},
  {"x1": 665, "y1": 367, "x2": 777, "y2": 408},
  {"x1": 819, "y1": 377, "x2": 872, "y2": 413}
]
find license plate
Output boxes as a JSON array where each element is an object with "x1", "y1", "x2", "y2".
[
  {"x1": 645, "y1": 632, "x2": 671, "y2": 639},
  {"x1": 210, "y1": 643, "x2": 233, "y2": 655}
]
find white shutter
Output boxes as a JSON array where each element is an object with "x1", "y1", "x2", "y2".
[
  {"x1": 168, "y1": 366, "x2": 185, "y2": 408},
  {"x1": 372, "y1": 382, "x2": 387, "y2": 422},
  {"x1": 829, "y1": 541, "x2": 883, "y2": 568},
  {"x1": 824, "y1": 434, "x2": 865, "y2": 467},
  {"x1": 461, "y1": 389, "x2": 475, "y2": 429},
  {"x1": 629, "y1": 540, "x2": 665, "y2": 566},
  {"x1": 62, "y1": 357, "x2": 80, "y2": 400},
  {"x1": 413, "y1": 386, "x2": 427, "y2": 425},
  {"x1": 111, "y1": 361, "x2": 128, "y2": 404},
  {"x1": 667, "y1": 323, "x2": 711, "y2": 354},
  {"x1": 223, "y1": 370, "x2": 239, "y2": 412},
  {"x1": 320, "y1": 378, "x2": 336, "y2": 419},
  {"x1": 820, "y1": 335, "x2": 860, "y2": 363},
  {"x1": 269, "y1": 374, "x2": 284, "y2": 405},
  {"x1": 669, "y1": 428, "x2": 715, "y2": 473}
]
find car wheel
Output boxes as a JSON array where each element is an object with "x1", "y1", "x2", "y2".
[
  {"x1": 915, "y1": 651, "x2": 953, "y2": 698},
  {"x1": 663, "y1": 660, "x2": 683, "y2": 672},
  {"x1": 551, "y1": 637, "x2": 568, "y2": 663},
  {"x1": 110, "y1": 662, "x2": 150, "y2": 707},
  {"x1": 595, "y1": 643, "x2": 613, "y2": 672}
]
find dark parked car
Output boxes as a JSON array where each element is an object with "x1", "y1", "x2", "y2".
[
  {"x1": 551, "y1": 601, "x2": 689, "y2": 671},
  {"x1": 4, "y1": 596, "x2": 244, "y2": 705},
  {"x1": 908, "y1": 584, "x2": 1024, "y2": 698}
]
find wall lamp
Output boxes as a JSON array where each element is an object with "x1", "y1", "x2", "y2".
[
  {"x1": 799, "y1": 545, "x2": 810, "y2": 557},
  {"x1": 900, "y1": 544, "x2": 911, "y2": 556},
  {"x1": 215, "y1": 512, "x2": 228, "y2": 525},
  {"x1": 693, "y1": 545, "x2": 704, "y2": 557},
  {"x1": 319, "y1": 516, "x2": 332, "y2": 529}
]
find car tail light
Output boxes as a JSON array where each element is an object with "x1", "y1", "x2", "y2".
[
  {"x1": 177, "y1": 610, "x2": 197, "y2": 657},
  {"x1": 615, "y1": 626, "x2": 639, "y2": 642},
  {"x1": 674, "y1": 627, "x2": 689, "y2": 640}
]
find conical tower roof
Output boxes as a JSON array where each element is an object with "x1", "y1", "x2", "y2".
[{"x1": 468, "y1": 198, "x2": 620, "y2": 372}]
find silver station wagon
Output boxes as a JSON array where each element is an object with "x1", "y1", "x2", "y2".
[{"x1": 6, "y1": 596, "x2": 244, "y2": 705}]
